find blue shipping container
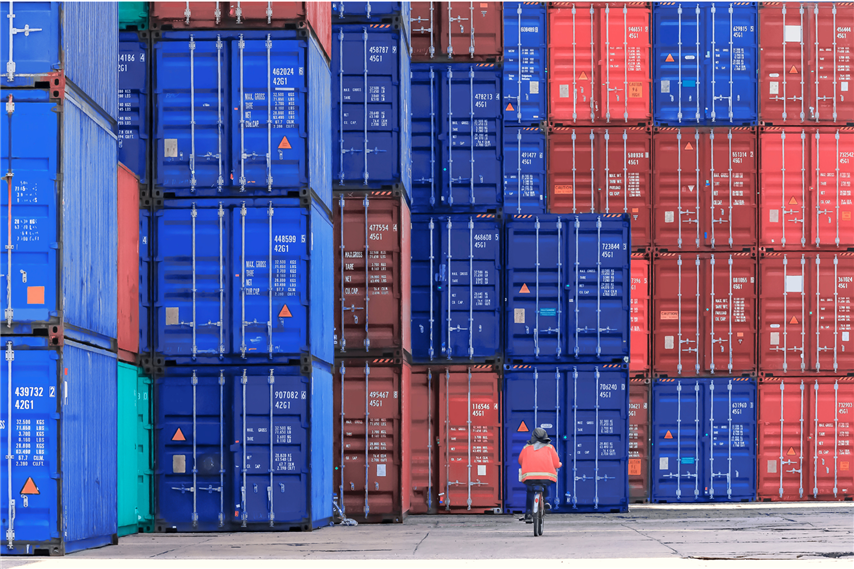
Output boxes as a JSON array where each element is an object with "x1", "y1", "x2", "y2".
[
  {"x1": 0, "y1": 2, "x2": 119, "y2": 119},
  {"x1": 411, "y1": 63, "x2": 503, "y2": 211},
  {"x1": 0, "y1": 92, "x2": 118, "y2": 346},
  {"x1": 505, "y1": 214, "x2": 631, "y2": 363},
  {"x1": 153, "y1": 198, "x2": 333, "y2": 366},
  {"x1": 155, "y1": 362, "x2": 332, "y2": 531},
  {"x1": 503, "y1": 2, "x2": 547, "y2": 125},
  {"x1": 332, "y1": 25, "x2": 412, "y2": 196},
  {"x1": 411, "y1": 213, "x2": 502, "y2": 362},
  {"x1": 651, "y1": 377, "x2": 757, "y2": 503},
  {"x1": 653, "y1": 2, "x2": 758, "y2": 126},
  {"x1": 153, "y1": 31, "x2": 332, "y2": 209},
  {"x1": 139, "y1": 209, "x2": 151, "y2": 356},
  {"x1": 503, "y1": 364, "x2": 630, "y2": 513},
  {"x1": 503, "y1": 126, "x2": 546, "y2": 214},
  {"x1": 1, "y1": 337, "x2": 118, "y2": 555},
  {"x1": 119, "y1": 31, "x2": 149, "y2": 185}
]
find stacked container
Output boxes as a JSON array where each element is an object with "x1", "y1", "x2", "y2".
[{"x1": 147, "y1": 5, "x2": 334, "y2": 532}]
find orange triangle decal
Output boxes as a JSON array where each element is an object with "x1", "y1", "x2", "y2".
[
  {"x1": 685, "y1": 142, "x2": 694, "y2": 150},
  {"x1": 506, "y1": 102, "x2": 514, "y2": 111},
  {"x1": 278, "y1": 136, "x2": 292, "y2": 150},
  {"x1": 172, "y1": 428, "x2": 186, "y2": 442},
  {"x1": 665, "y1": 53, "x2": 675, "y2": 63},
  {"x1": 790, "y1": 316, "x2": 799, "y2": 325},
  {"x1": 664, "y1": 430, "x2": 673, "y2": 439},
  {"x1": 278, "y1": 304, "x2": 293, "y2": 318},
  {"x1": 20, "y1": 477, "x2": 39, "y2": 496},
  {"x1": 520, "y1": 283, "x2": 531, "y2": 294},
  {"x1": 789, "y1": 65, "x2": 799, "y2": 74},
  {"x1": 789, "y1": 197, "x2": 798, "y2": 205},
  {"x1": 787, "y1": 446, "x2": 796, "y2": 456},
  {"x1": 518, "y1": 420, "x2": 529, "y2": 432},
  {"x1": 579, "y1": 71, "x2": 588, "y2": 80}
]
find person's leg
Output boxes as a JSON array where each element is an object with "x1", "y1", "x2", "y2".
[{"x1": 525, "y1": 481, "x2": 534, "y2": 514}]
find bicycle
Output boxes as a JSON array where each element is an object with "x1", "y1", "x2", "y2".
[{"x1": 531, "y1": 483, "x2": 546, "y2": 536}]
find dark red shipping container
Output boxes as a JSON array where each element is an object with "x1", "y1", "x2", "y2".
[
  {"x1": 408, "y1": 364, "x2": 437, "y2": 514},
  {"x1": 631, "y1": 253, "x2": 650, "y2": 376},
  {"x1": 334, "y1": 193, "x2": 411, "y2": 357},
  {"x1": 117, "y1": 163, "x2": 139, "y2": 362},
  {"x1": 652, "y1": 251, "x2": 758, "y2": 377},
  {"x1": 759, "y1": 127, "x2": 854, "y2": 250},
  {"x1": 758, "y1": 252, "x2": 854, "y2": 375},
  {"x1": 548, "y1": 3, "x2": 652, "y2": 126},
  {"x1": 410, "y1": 1, "x2": 503, "y2": 62},
  {"x1": 759, "y1": 3, "x2": 854, "y2": 125},
  {"x1": 758, "y1": 376, "x2": 854, "y2": 501},
  {"x1": 548, "y1": 127, "x2": 652, "y2": 248},
  {"x1": 629, "y1": 378, "x2": 650, "y2": 503},
  {"x1": 652, "y1": 127, "x2": 758, "y2": 251}
]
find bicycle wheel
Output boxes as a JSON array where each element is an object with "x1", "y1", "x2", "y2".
[{"x1": 534, "y1": 493, "x2": 544, "y2": 536}]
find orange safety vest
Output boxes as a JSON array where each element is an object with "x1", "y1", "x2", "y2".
[{"x1": 519, "y1": 443, "x2": 562, "y2": 482}]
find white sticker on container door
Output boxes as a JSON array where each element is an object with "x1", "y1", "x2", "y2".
[{"x1": 786, "y1": 275, "x2": 803, "y2": 293}]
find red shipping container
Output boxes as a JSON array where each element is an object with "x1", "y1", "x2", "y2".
[
  {"x1": 410, "y1": 1, "x2": 439, "y2": 60},
  {"x1": 408, "y1": 364, "x2": 437, "y2": 514},
  {"x1": 757, "y1": 376, "x2": 854, "y2": 501},
  {"x1": 653, "y1": 251, "x2": 758, "y2": 377},
  {"x1": 548, "y1": 127, "x2": 652, "y2": 248},
  {"x1": 410, "y1": 1, "x2": 503, "y2": 62},
  {"x1": 628, "y1": 378, "x2": 650, "y2": 503},
  {"x1": 117, "y1": 164, "x2": 139, "y2": 362},
  {"x1": 652, "y1": 127, "x2": 758, "y2": 251},
  {"x1": 548, "y1": 3, "x2": 652, "y2": 126},
  {"x1": 759, "y1": 3, "x2": 854, "y2": 125},
  {"x1": 150, "y1": 2, "x2": 222, "y2": 29},
  {"x1": 334, "y1": 193, "x2": 411, "y2": 357},
  {"x1": 759, "y1": 127, "x2": 854, "y2": 250},
  {"x1": 334, "y1": 358, "x2": 411, "y2": 522},
  {"x1": 630, "y1": 253, "x2": 650, "y2": 376},
  {"x1": 758, "y1": 252, "x2": 854, "y2": 375}
]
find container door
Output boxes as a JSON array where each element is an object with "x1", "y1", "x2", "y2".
[
  {"x1": 150, "y1": 2, "x2": 221, "y2": 29},
  {"x1": 652, "y1": 129, "x2": 703, "y2": 249},
  {"x1": 226, "y1": 1, "x2": 304, "y2": 25},
  {"x1": 232, "y1": 368, "x2": 309, "y2": 526},
  {"x1": 410, "y1": 215, "x2": 438, "y2": 361},
  {"x1": 757, "y1": 378, "x2": 809, "y2": 501},
  {"x1": 408, "y1": 366, "x2": 437, "y2": 514},
  {"x1": 759, "y1": 5, "x2": 807, "y2": 124},
  {"x1": 502, "y1": 127, "x2": 546, "y2": 215},
  {"x1": 653, "y1": 2, "x2": 702, "y2": 125},
  {"x1": 652, "y1": 378, "x2": 704, "y2": 502},
  {"x1": 547, "y1": 128, "x2": 597, "y2": 214},
  {"x1": 811, "y1": 129, "x2": 854, "y2": 248},
  {"x1": 548, "y1": 5, "x2": 596, "y2": 124},
  {"x1": 136, "y1": 369, "x2": 154, "y2": 531},
  {"x1": 812, "y1": 5, "x2": 854, "y2": 123},
  {"x1": 410, "y1": 1, "x2": 438, "y2": 60},
  {"x1": 0, "y1": 2, "x2": 59, "y2": 87},
  {"x1": 809, "y1": 378, "x2": 854, "y2": 500},
  {"x1": 758, "y1": 253, "x2": 808, "y2": 374},
  {"x1": 440, "y1": 1, "x2": 502, "y2": 61},
  {"x1": 705, "y1": 129, "x2": 757, "y2": 249},
  {"x1": 502, "y1": 3, "x2": 547, "y2": 125},
  {"x1": 411, "y1": 66, "x2": 440, "y2": 208},
  {"x1": 119, "y1": 34, "x2": 150, "y2": 184},
  {"x1": 706, "y1": 3, "x2": 757, "y2": 125},
  {"x1": 598, "y1": 5, "x2": 651, "y2": 125},
  {"x1": 630, "y1": 256, "x2": 650, "y2": 375},
  {"x1": 596, "y1": 128, "x2": 652, "y2": 248},
  {"x1": 813, "y1": 253, "x2": 854, "y2": 373},
  {"x1": 653, "y1": 253, "x2": 703, "y2": 375},
  {"x1": 118, "y1": 363, "x2": 140, "y2": 536},
  {"x1": 759, "y1": 129, "x2": 810, "y2": 249},
  {"x1": 629, "y1": 379, "x2": 650, "y2": 502},
  {"x1": 706, "y1": 378, "x2": 755, "y2": 501},
  {"x1": 704, "y1": 253, "x2": 756, "y2": 376}
]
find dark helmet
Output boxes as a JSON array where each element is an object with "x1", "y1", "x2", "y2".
[{"x1": 529, "y1": 427, "x2": 551, "y2": 445}]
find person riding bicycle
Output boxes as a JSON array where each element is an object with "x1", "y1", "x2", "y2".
[{"x1": 518, "y1": 427, "x2": 562, "y2": 523}]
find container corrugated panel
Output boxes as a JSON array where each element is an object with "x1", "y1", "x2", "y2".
[
  {"x1": 505, "y1": 213, "x2": 631, "y2": 364},
  {"x1": 332, "y1": 25, "x2": 412, "y2": 197},
  {"x1": 547, "y1": 127, "x2": 652, "y2": 248},
  {"x1": 407, "y1": 365, "x2": 437, "y2": 513},
  {"x1": 651, "y1": 376, "x2": 757, "y2": 503},
  {"x1": 0, "y1": 2, "x2": 119, "y2": 119},
  {"x1": 1, "y1": 93, "x2": 118, "y2": 345},
  {"x1": 503, "y1": 2, "x2": 547, "y2": 125},
  {"x1": 758, "y1": 252, "x2": 854, "y2": 376},
  {"x1": 334, "y1": 358, "x2": 411, "y2": 522},
  {"x1": 153, "y1": 31, "x2": 332, "y2": 210},
  {"x1": 119, "y1": 31, "x2": 150, "y2": 185},
  {"x1": 153, "y1": 198, "x2": 333, "y2": 366},
  {"x1": 410, "y1": 63, "x2": 503, "y2": 211},
  {"x1": 503, "y1": 364, "x2": 629, "y2": 513},
  {"x1": 503, "y1": 126, "x2": 547, "y2": 214},
  {"x1": 759, "y1": 127, "x2": 854, "y2": 251},
  {"x1": 118, "y1": 363, "x2": 154, "y2": 537},
  {"x1": 629, "y1": 378, "x2": 650, "y2": 503},
  {"x1": 653, "y1": 251, "x2": 757, "y2": 377},
  {"x1": 652, "y1": 127, "x2": 758, "y2": 251},
  {"x1": 1, "y1": 338, "x2": 117, "y2": 555},
  {"x1": 759, "y1": 3, "x2": 854, "y2": 125},
  {"x1": 653, "y1": 2, "x2": 758, "y2": 126},
  {"x1": 118, "y1": 165, "x2": 140, "y2": 359},
  {"x1": 630, "y1": 253, "x2": 650, "y2": 376},
  {"x1": 758, "y1": 376, "x2": 854, "y2": 501},
  {"x1": 334, "y1": 193, "x2": 411, "y2": 357},
  {"x1": 410, "y1": 214, "x2": 502, "y2": 362},
  {"x1": 548, "y1": 3, "x2": 652, "y2": 126},
  {"x1": 139, "y1": 209, "x2": 151, "y2": 356},
  {"x1": 155, "y1": 362, "x2": 332, "y2": 531},
  {"x1": 119, "y1": 1, "x2": 149, "y2": 30}
]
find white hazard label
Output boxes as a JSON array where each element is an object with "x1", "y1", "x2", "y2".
[
  {"x1": 377, "y1": 464, "x2": 386, "y2": 477},
  {"x1": 659, "y1": 457, "x2": 669, "y2": 470},
  {"x1": 664, "y1": 211, "x2": 675, "y2": 223},
  {"x1": 784, "y1": 25, "x2": 802, "y2": 42},
  {"x1": 769, "y1": 81, "x2": 779, "y2": 95},
  {"x1": 529, "y1": 81, "x2": 539, "y2": 95},
  {"x1": 478, "y1": 465, "x2": 486, "y2": 476}
]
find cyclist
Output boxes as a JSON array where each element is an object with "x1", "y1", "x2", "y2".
[{"x1": 518, "y1": 427, "x2": 562, "y2": 523}]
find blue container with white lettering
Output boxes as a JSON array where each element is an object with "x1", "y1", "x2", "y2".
[
  {"x1": 503, "y1": 126, "x2": 547, "y2": 214},
  {"x1": 120, "y1": 31, "x2": 150, "y2": 185},
  {"x1": 503, "y1": 2, "x2": 547, "y2": 125}
]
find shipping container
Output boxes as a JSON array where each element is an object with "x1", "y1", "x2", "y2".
[
  {"x1": 505, "y1": 213, "x2": 631, "y2": 364},
  {"x1": 152, "y1": 31, "x2": 332, "y2": 210},
  {"x1": 0, "y1": 1, "x2": 119, "y2": 119},
  {"x1": 408, "y1": 364, "x2": 437, "y2": 513},
  {"x1": 652, "y1": 251, "x2": 757, "y2": 377},
  {"x1": 140, "y1": 209, "x2": 152, "y2": 357},
  {"x1": 410, "y1": 214, "x2": 502, "y2": 362},
  {"x1": 652, "y1": 127, "x2": 758, "y2": 251},
  {"x1": 118, "y1": 363, "x2": 154, "y2": 536},
  {"x1": 410, "y1": 63, "x2": 503, "y2": 212},
  {"x1": 1, "y1": 338, "x2": 118, "y2": 555},
  {"x1": 757, "y1": 376, "x2": 854, "y2": 501},
  {"x1": 547, "y1": 127, "x2": 652, "y2": 248},
  {"x1": 548, "y1": 3, "x2": 652, "y2": 126},
  {"x1": 758, "y1": 252, "x2": 854, "y2": 375},
  {"x1": 503, "y1": 126, "x2": 547, "y2": 214},
  {"x1": 759, "y1": 3, "x2": 854, "y2": 125},
  {"x1": 155, "y1": 362, "x2": 333, "y2": 531},
  {"x1": 631, "y1": 253, "x2": 651, "y2": 376},
  {"x1": 503, "y1": 2, "x2": 548, "y2": 125},
  {"x1": 410, "y1": 1, "x2": 503, "y2": 62},
  {"x1": 651, "y1": 376, "x2": 757, "y2": 503},
  {"x1": 333, "y1": 0, "x2": 412, "y2": 44},
  {"x1": 118, "y1": 164, "x2": 141, "y2": 361},
  {"x1": 153, "y1": 198, "x2": 333, "y2": 366},
  {"x1": 759, "y1": 127, "x2": 854, "y2": 250},
  {"x1": 334, "y1": 358, "x2": 411, "y2": 522},
  {"x1": 1, "y1": 91, "x2": 118, "y2": 346},
  {"x1": 629, "y1": 378, "x2": 650, "y2": 502},
  {"x1": 503, "y1": 363, "x2": 629, "y2": 513},
  {"x1": 332, "y1": 25, "x2": 412, "y2": 197},
  {"x1": 653, "y1": 2, "x2": 759, "y2": 126},
  {"x1": 410, "y1": 1, "x2": 437, "y2": 60},
  {"x1": 119, "y1": 1, "x2": 149, "y2": 30},
  {"x1": 119, "y1": 31, "x2": 150, "y2": 185}
]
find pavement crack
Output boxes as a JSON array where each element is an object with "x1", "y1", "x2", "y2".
[
  {"x1": 621, "y1": 523, "x2": 681, "y2": 557},
  {"x1": 413, "y1": 531, "x2": 430, "y2": 555}
]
